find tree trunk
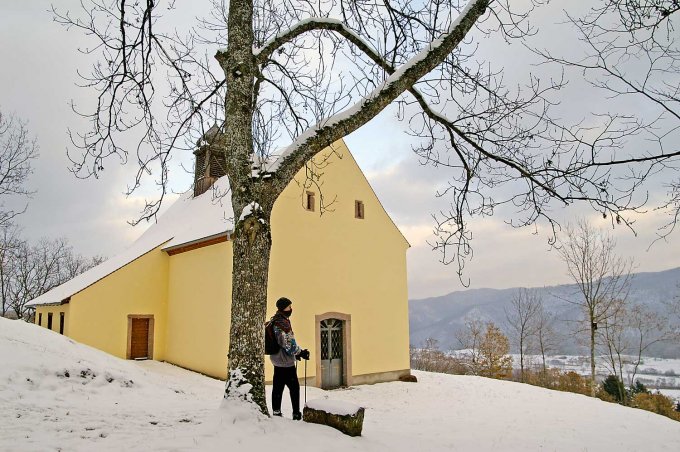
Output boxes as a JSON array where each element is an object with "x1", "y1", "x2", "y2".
[
  {"x1": 224, "y1": 215, "x2": 272, "y2": 414},
  {"x1": 617, "y1": 355, "x2": 626, "y2": 405},
  {"x1": 590, "y1": 322, "x2": 597, "y2": 396},
  {"x1": 0, "y1": 264, "x2": 6, "y2": 317},
  {"x1": 540, "y1": 348, "x2": 546, "y2": 380},
  {"x1": 519, "y1": 337, "x2": 524, "y2": 382},
  {"x1": 220, "y1": 0, "x2": 266, "y2": 413}
]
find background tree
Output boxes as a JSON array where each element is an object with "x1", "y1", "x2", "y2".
[
  {"x1": 0, "y1": 109, "x2": 38, "y2": 227},
  {"x1": 10, "y1": 239, "x2": 69, "y2": 320},
  {"x1": 0, "y1": 225, "x2": 20, "y2": 317},
  {"x1": 410, "y1": 337, "x2": 468, "y2": 375},
  {"x1": 599, "y1": 298, "x2": 628, "y2": 403},
  {"x1": 455, "y1": 312, "x2": 486, "y2": 375},
  {"x1": 477, "y1": 322, "x2": 513, "y2": 379},
  {"x1": 54, "y1": 0, "x2": 680, "y2": 413},
  {"x1": 534, "y1": 303, "x2": 558, "y2": 378},
  {"x1": 625, "y1": 303, "x2": 675, "y2": 388},
  {"x1": 599, "y1": 298, "x2": 674, "y2": 406},
  {"x1": 504, "y1": 287, "x2": 541, "y2": 382},
  {"x1": 558, "y1": 218, "x2": 633, "y2": 395},
  {"x1": 8, "y1": 237, "x2": 102, "y2": 320},
  {"x1": 665, "y1": 284, "x2": 680, "y2": 325}
]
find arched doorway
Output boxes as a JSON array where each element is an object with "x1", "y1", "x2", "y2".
[{"x1": 315, "y1": 312, "x2": 352, "y2": 389}]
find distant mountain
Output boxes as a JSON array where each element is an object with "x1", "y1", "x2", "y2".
[{"x1": 409, "y1": 266, "x2": 680, "y2": 358}]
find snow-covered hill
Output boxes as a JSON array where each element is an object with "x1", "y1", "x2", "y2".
[
  {"x1": 2, "y1": 317, "x2": 680, "y2": 451},
  {"x1": 410, "y1": 266, "x2": 680, "y2": 355}
]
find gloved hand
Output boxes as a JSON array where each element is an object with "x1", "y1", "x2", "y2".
[{"x1": 298, "y1": 349, "x2": 310, "y2": 360}]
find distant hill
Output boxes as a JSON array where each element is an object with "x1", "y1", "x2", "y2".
[{"x1": 409, "y1": 266, "x2": 680, "y2": 357}]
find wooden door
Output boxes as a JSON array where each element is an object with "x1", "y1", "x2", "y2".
[{"x1": 130, "y1": 318, "x2": 150, "y2": 359}]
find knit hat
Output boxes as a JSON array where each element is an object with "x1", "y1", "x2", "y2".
[{"x1": 276, "y1": 297, "x2": 292, "y2": 311}]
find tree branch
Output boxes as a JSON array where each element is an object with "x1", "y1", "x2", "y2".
[{"x1": 269, "y1": 0, "x2": 490, "y2": 193}]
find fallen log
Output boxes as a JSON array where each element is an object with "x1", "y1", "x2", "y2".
[{"x1": 303, "y1": 399, "x2": 365, "y2": 437}]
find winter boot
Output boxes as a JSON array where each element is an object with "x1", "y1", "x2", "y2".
[
  {"x1": 292, "y1": 411, "x2": 302, "y2": 421},
  {"x1": 272, "y1": 410, "x2": 282, "y2": 417}
]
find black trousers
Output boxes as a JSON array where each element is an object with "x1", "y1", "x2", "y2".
[{"x1": 272, "y1": 365, "x2": 300, "y2": 414}]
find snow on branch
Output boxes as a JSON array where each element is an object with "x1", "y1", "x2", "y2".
[{"x1": 271, "y1": 0, "x2": 489, "y2": 188}]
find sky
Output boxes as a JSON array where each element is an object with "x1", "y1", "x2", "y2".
[{"x1": 1, "y1": 0, "x2": 679, "y2": 299}]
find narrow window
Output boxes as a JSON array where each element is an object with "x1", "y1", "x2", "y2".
[
  {"x1": 355, "y1": 200, "x2": 365, "y2": 219},
  {"x1": 59, "y1": 312, "x2": 65, "y2": 335},
  {"x1": 47, "y1": 313, "x2": 53, "y2": 330},
  {"x1": 305, "y1": 191, "x2": 316, "y2": 212},
  {"x1": 38, "y1": 313, "x2": 42, "y2": 326}
]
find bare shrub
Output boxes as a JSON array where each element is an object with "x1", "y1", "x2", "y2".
[
  {"x1": 632, "y1": 392, "x2": 680, "y2": 422},
  {"x1": 410, "y1": 340, "x2": 468, "y2": 375}
]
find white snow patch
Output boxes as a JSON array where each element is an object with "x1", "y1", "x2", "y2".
[
  {"x1": 238, "y1": 202, "x2": 260, "y2": 221},
  {"x1": 306, "y1": 398, "x2": 361, "y2": 416}
]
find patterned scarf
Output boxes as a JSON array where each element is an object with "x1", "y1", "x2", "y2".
[{"x1": 271, "y1": 311, "x2": 292, "y2": 334}]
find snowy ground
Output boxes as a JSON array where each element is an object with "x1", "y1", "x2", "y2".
[{"x1": 2, "y1": 318, "x2": 680, "y2": 451}]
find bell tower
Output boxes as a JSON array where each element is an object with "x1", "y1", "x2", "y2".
[{"x1": 193, "y1": 124, "x2": 227, "y2": 197}]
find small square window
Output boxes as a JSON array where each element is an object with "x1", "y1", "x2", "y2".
[
  {"x1": 305, "y1": 191, "x2": 316, "y2": 212},
  {"x1": 355, "y1": 200, "x2": 365, "y2": 219}
]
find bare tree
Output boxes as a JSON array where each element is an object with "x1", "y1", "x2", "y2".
[
  {"x1": 0, "y1": 110, "x2": 38, "y2": 227},
  {"x1": 665, "y1": 285, "x2": 680, "y2": 355},
  {"x1": 558, "y1": 218, "x2": 633, "y2": 395},
  {"x1": 504, "y1": 287, "x2": 541, "y2": 382},
  {"x1": 600, "y1": 300, "x2": 674, "y2": 404},
  {"x1": 0, "y1": 224, "x2": 20, "y2": 317},
  {"x1": 599, "y1": 298, "x2": 628, "y2": 403},
  {"x1": 10, "y1": 239, "x2": 68, "y2": 320},
  {"x1": 535, "y1": 302, "x2": 558, "y2": 377},
  {"x1": 63, "y1": 252, "x2": 105, "y2": 280},
  {"x1": 52, "y1": 0, "x2": 680, "y2": 413},
  {"x1": 626, "y1": 303, "x2": 675, "y2": 388},
  {"x1": 455, "y1": 311, "x2": 486, "y2": 374},
  {"x1": 8, "y1": 237, "x2": 102, "y2": 320},
  {"x1": 664, "y1": 283, "x2": 680, "y2": 324}
]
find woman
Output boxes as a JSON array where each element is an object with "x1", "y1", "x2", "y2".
[{"x1": 269, "y1": 297, "x2": 309, "y2": 419}]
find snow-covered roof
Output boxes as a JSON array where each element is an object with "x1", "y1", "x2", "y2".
[{"x1": 28, "y1": 177, "x2": 234, "y2": 307}]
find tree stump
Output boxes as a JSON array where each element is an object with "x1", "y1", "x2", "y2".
[{"x1": 303, "y1": 399, "x2": 365, "y2": 437}]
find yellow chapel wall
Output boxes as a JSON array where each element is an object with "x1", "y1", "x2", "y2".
[
  {"x1": 56, "y1": 248, "x2": 170, "y2": 360},
  {"x1": 35, "y1": 304, "x2": 70, "y2": 335},
  {"x1": 267, "y1": 139, "x2": 411, "y2": 381},
  {"x1": 164, "y1": 241, "x2": 232, "y2": 379}
]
